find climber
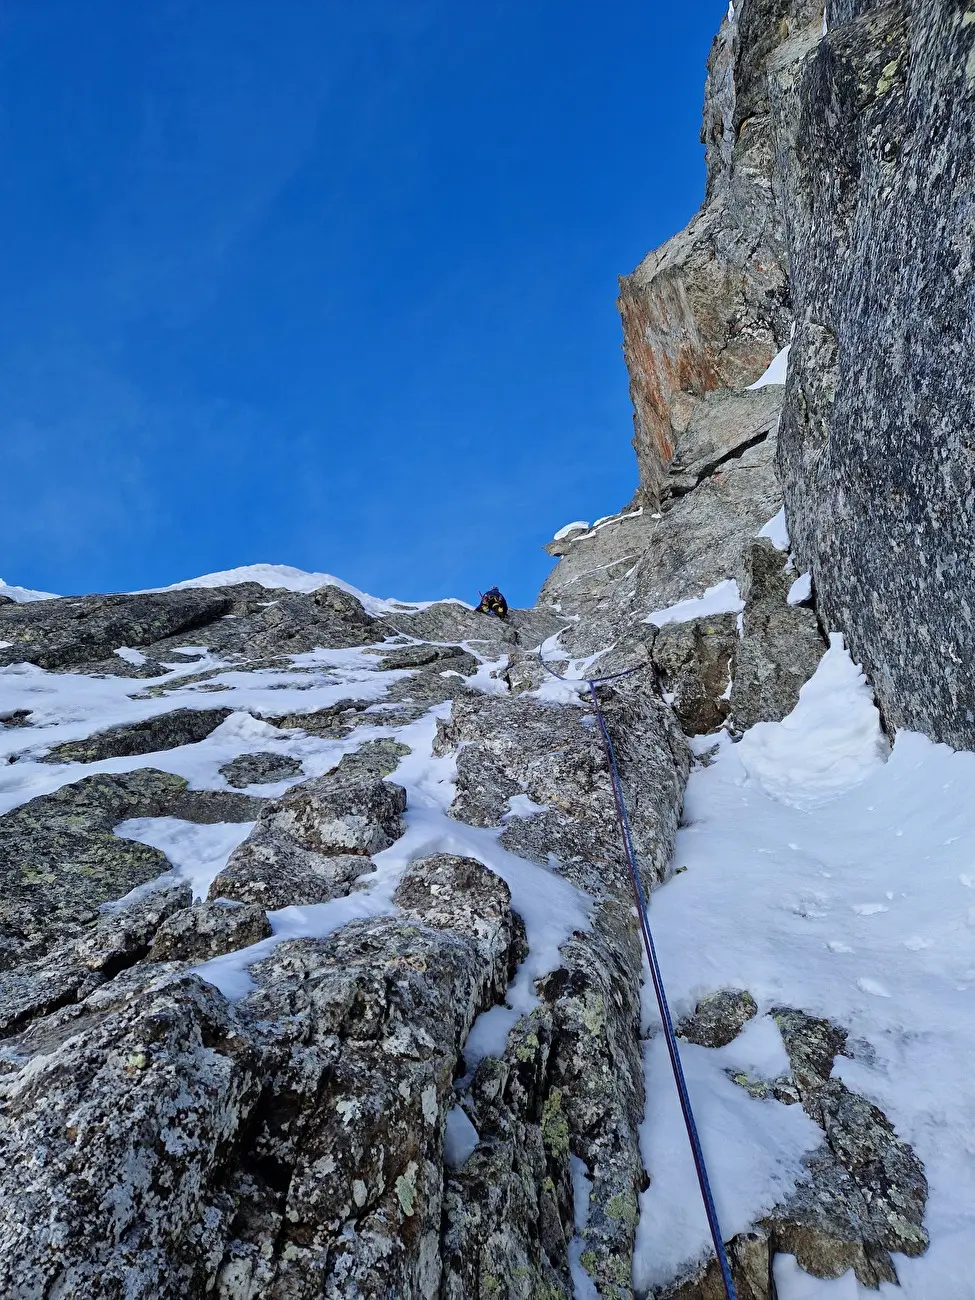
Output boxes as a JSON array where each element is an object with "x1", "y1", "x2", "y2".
[{"x1": 476, "y1": 586, "x2": 509, "y2": 620}]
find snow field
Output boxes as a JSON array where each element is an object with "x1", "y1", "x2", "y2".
[
  {"x1": 0, "y1": 645, "x2": 410, "y2": 816},
  {"x1": 634, "y1": 638, "x2": 975, "y2": 1297}
]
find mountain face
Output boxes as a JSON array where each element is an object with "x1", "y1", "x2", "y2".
[
  {"x1": 1, "y1": 3, "x2": 973, "y2": 1297},
  {"x1": 774, "y1": 1, "x2": 975, "y2": 748},
  {"x1": 616, "y1": 0, "x2": 975, "y2": 750}
]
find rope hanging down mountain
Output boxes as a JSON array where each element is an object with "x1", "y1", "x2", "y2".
[{"x1": 537, "y1": 654, "x2": 738, "y2": 1300}]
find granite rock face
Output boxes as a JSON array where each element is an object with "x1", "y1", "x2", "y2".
[
  {"x1": 616, "y1": 1, "x2": 822, "y2": 504},
  {"x1": 541, "y1": 445, "x2": 778, "y2": 645},
  {"x1": 209, "y1": 769, "x2": 407, "y2": 909},
  {"x1": 534, "y1": 3, "x2": 938, "y2": 1291},
  {"x1": 437, "y1": 682, "x2": 689, "y2": 1298},
  {"x1": 665, "y1": 387, "x2": 783, "y2": 499},
  {"x1": 0, "y1": 580, "x2": 385, "y2": 679},
  {"x1": 0, "y1": 884, "x2": 194, "y2": 1037},
  {"x1": 0, "y1": 559, "x2": 932, "y2": 1299},
  {"x1": 730, "y1": 538, "x2": 825, "y2": 730},
  {"x1": 652, "y1": 614, "x2": 739, "y2": 735},
  {"x1": 0, "y1": 853, "x2": 521, "y2": 1299},
  {"x1": 0, "y1": 3, "x2": 955, "y2": 1294},
  {"x1": 772, "y1": 0, "x2": 975, "y2": 747}
]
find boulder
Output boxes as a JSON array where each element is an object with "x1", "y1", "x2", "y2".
[
  {"x1": 323, "y1": 738, "x2": 408, "y2": 783},
  {"x1": 676, "y1": 989, "x2": 758, "y2": 1049},
  {"x1": 209, "y1": 841, "x2": 372, "y2": 910},
  {"x1": 653, "y1": 614, "x2": 738, "y2": 735},
  {"x1": 252, "y1": 770, "x2": 406, "y2": 856},
  {"x1": 149, "y1": 899, "x2": 271, "y2": 962},
  {"x1": 218, "y1": 751, "x2": 304, "y2": 787},
  {"x1": 41, "y1": 707, "x2": 233, "y2": 764},
  {"x1": 262, "y1": 697, "x2": 375, "y2": 738},
  {"x1": 730, "y1": 539, "x2": 824, "y2": 731},
  {"x1": 653, "y1": 1228, "x2": 772, "y2": 1300},
  {"x1": 209, "y1": 768, "x2": 407, "y2": 909},
  {"x1": 370, "y1": 641, "x2": 479, "y2": 672}
]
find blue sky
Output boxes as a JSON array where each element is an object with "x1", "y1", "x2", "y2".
[{"x1": 1, "y1": 0, "x2": 725, "y2": 607}]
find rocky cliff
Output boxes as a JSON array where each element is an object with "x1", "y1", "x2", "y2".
[
  {"x1": 773, "y1": 0, "x2": 975, "y2": 749},
  {"x1": 0, "y1": 2, "x2": 973, "y2": 1297},
  {"x1": 618, "y1": 0, "x2": 975, "y2": 753}
]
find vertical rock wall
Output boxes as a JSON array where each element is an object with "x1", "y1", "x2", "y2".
[
  {"x1": 619, "y1": 0, "x2": 975, "y2": 751},
  {"x1": 772, "y1": 0, "x2": 975, "y2": 747}
]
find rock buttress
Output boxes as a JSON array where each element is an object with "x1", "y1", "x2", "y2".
[{"x1": 771, "y1": 0, "x2": 975, "y2": 747}]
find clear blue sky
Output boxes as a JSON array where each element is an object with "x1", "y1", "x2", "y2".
[{"x1": 1, "y1": 0, "x2": 725, "y2": 607}]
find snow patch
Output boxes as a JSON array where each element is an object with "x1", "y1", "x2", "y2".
[
  {"x1": 0, "y1": 578, "x2": 59, "y2": 603},
  {"x1": 113, "y1": 817, "x2": 255, "y2": 902},
  {"x1": 568, "y1": 1155, "x2": 599, "y2": 1299},
  {"x1": 444, "y1": 1107, "x2": 480, "y2": 1170},
  {"x1": 553, "y1": 521, "x2": 590, "y2": 541},
  {"x1": 758, "y1": 507, "x2": 790, "y2": 550},
  {"x1": 586, "y1": 507, "x2": 643, "y2": 536},
  {"x1": 645, "y1": 580, "x2": 744, "y2": 628},
  {"x1": 114, "y1": 646, "x2": 148, "y2": 666},
  {"x1": 747, "y1": 344, "x2": 790, "y2": 389},
  {"x1": 787, "y1": 573, "x2": 813, "y2": 605},
  {"x1": 738, "y1": 635, "x2": 885, "y2": 809},
  {"x1": 144, "y1": 562, "x2": 443, "y2": 617},
  {"x1": 504, "y1": 793, "x2": 549, "y2": 819},
  {"x1": 773, "y1": 1253, "x2": 898, "y2": 1297},
  {"x1": 558, "y1": 509, "x2": 645, "y2": 545}
]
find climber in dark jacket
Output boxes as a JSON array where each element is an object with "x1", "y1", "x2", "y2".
[{"x1": 476, "y1": 587, "x2": 509, "y2": 620}]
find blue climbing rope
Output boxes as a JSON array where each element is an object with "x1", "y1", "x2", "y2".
[{"x1": 537, "y1": 654, "x2": 738, "y2": 1300}]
